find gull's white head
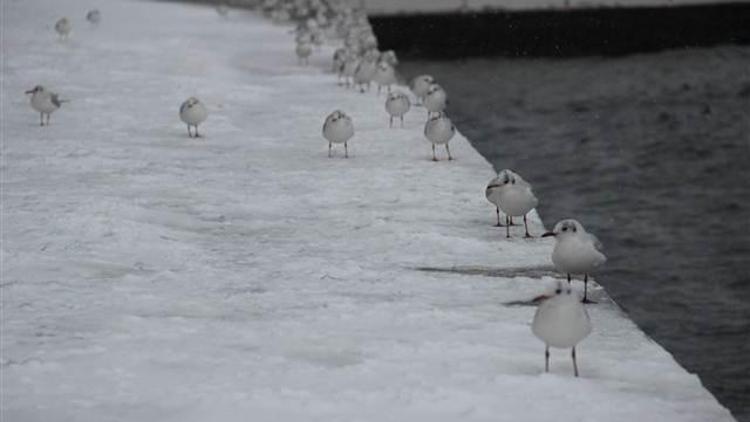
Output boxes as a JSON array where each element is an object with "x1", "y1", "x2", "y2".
[
  {"x1": 412, "y1": 75, "x2": 435, "y2": 94},
  {"x1": 387, "y1": 91, "x2": 407, "y2": 102},
  {"x1": 364, "y1": 49, "x2": 380, "y2": 62},
  {"x1": 415, "y1": 75, "x2": 433, "y2": 85},
  {"x1": 86, "y1": 9, "x2": 101, "y2": 23},
  {"x1": 25, "y1": 85, "x2": 45, "y2": 95},
  {"x1": 327, "y1": 110, "x2": 348, "y2": 123},
  {"x1": 426, "y1": 83, "x2": 443, "y2": 96},
  {"x1": 496, "y1": 169, "x2": 519, "y2": 186},
  {"x1": 543, "y1": 219, "x2": 585, "y2": 239}
]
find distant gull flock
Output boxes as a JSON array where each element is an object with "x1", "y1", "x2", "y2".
[{"x1": 27, "y1": 0, "x2": 608, "y2": 378}]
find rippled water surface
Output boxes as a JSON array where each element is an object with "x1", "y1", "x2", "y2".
[{"x1": 400, "y1": 46, "x2": 750, "y2": 420}]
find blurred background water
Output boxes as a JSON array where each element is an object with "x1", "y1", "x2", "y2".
[{"x1": 400, "y1": 46, "x2": 750, "y2": 420}]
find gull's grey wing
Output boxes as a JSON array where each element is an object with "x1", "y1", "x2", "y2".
[
  {"x1": 587, "y1": 232, "x2": 604, "y2": 251},
  {"x1": 50, "y1": 94, "x2": 62, "y2": 108}
]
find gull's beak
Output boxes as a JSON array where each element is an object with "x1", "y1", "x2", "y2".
[
  {"x1": 541, "y1": 232, "x2": 555, "y2": 238},
  {"x1": 25, "y1": 89, "x2": 33, "y2": 94}
]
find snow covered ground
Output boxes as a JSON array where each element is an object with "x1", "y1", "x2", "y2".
[{"x1": 0, "y1": 0, "x2": 734, "y2": 421}]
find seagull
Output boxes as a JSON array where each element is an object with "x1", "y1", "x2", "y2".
[
  {"x1": 296, "y1": 41, "x2": 312, "y2": 66},
  {"x1": 385, "y1": 91, "x2": 411, "y2": 128},
  {"x1": 216, "y1": 4, "x2": 229, "y2": 17},
  {"x1": 485, "y1": 171, "x2": 530, "y2": 226},
  {"x1": 341, "y1": 53, "x2": 359, "y2": 89},
  {"x1": 485, "y1": 175, "x2": 506, "y2": 227},
  {"x1": 542, "y1": 219, "x2": 606, "y2": 303},
  {"x1": 310, "y1": 28, "x2": 325, "y2": 49},
  {"x1": 86, "y1": 9, "x2": 101, "y2": 25},
  {"x1": 424, "y1": 114, "x2": 455, "y2": 161},
  {"x1": 25, "y1": 85, "x2": 67, "y2": 126},
  {"x1": 55, "y1": 17, "x2": 72, "y2": 40},
  {"x1": 373, "y1": 61, "x2": 396, "y2": 95},
  {"x1": 532, "y1": 281, "x2": 592, "y2": 377},
  {"x1": 323, "y1": 110, "x2": 354, "y2": 158},
  {"x1": 353, "y1": 53, "x2": 377, "y2": 93},
  {"x1": 423, "y1": 83, "x2": 447, "y2": 118},
  {"x1": 332, "y1": 47, "x2": 347, "y2": 73},
  {"x1": 492, "y1": 169, "x2": 538, "y2": 238},
  {"x1": 411, "y1": 75, "x2": 434, "y2": 105},
  {"x1": 179, "y1": 97, "x2": 208, "y2": 138},
  {"x1": 380, "y1": 50, "x2": 399, "y2": 67}
]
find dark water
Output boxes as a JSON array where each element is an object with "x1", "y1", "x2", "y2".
[{"x1": 401, "y1": 46, "x2": 750, "y2": 420}]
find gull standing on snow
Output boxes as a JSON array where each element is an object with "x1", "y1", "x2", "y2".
[
  {"x1": 55, "y1": 17, "x2": 72, "y2": 40},
  {"x1": 424, "y1": 114, "x2": 455, "y2": 161},
  {"x1": 323, "y1": 110, "x2": 354, "y2": 158},
  {"x1": 373, "y1": 61, "x2": 396, "y2": 95},
  {"x1": 332, "y1": 47, "x2": 347, "y2": 73},
  {"x1": 485, "y1": 174, "x2": 506, "y2": 227},
  {"x1": 485, "y1": 170, "x2": 530, "y2": 226},
  {"x1": 385, "y1": 91, "x2": 411, "y2": 128},
  {"x1": 25, "y1": 85, "x2": 67, "y2": 126},
  {"x1": 296, "y1": 41, "x2": 312, "y2": 66},
  {"x1": 353, "y1": 52, "x2": 377, "y2": 93},
  {"x1": 532, "y1": 281, "x2": 592, "y2": 377},
  {"x1": 423, "y1": 83, "x2": 447, "y2": 118},
  {"x1": 542, "y1": 219, "x2": 606, "y2": 303},
  {"x1": 215, "y1": 4, "x2": 229, "y2": 17},
  {"x1": 411, "y1": 75, "x2": 434, "y2": 105},
  {"x1": 380, "y1": 50, "x2": 399, "y2": 67},
  {"x1": 492, "y1": 169, "x2": 538, "y2": 238},
  {"x1": 341, "y1": 53, "x2": 359, "y2": 89},
  {"x1": 179, "y1": 97, "x2": 208, "y2": 138},
  {"x1": 86, "y1": 9, "x2": 101, "y2": 25}
]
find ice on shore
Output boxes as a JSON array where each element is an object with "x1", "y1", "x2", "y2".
[{"x1": 0, "y1": 0, "x2": 734, "y2": 421}]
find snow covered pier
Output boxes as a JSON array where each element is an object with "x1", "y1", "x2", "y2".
[{"x1": 1, "y1": 0, "x2": 734, "y2": 420}]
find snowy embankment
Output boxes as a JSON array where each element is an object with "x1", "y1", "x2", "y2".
[{"x1": 0, "y1": 0, "x2": 733, "y2": 421}]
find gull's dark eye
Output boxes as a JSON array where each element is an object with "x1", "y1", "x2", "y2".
[
  {"x1": 562, "y1": 227, "x2": 568, "y2": 231},
  {"x1": 572, "y1": 227, "x2": 577, "y2": 232},
  {"x1": 555, "y1": 288, "x2": 562, "y2": 294}
]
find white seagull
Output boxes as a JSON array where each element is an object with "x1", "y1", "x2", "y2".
[
  {"x1": 216, "y1": 4, "x2": 229, "y2": 18},
  {"x1": 532, "y1": 281, "x2": 592, "y2": 377},
  {"x1": 373, "y1": 61, "x2": 396, "y2": 95},
  {"x1": 323, "y1": 110, "x2": 354, "y2": 158},
  {"x1": 423, "y1": 83, "x2": 447, "y2": 118},
  {"x1": 86, "y1": 9, "x2": 101, "y2": 25},
  {"x1": 485, "y1": 170, "x2": 530, "y2": 227},
  {"x1": 341, "y1": 54, "x2": 359, "y2": 89},
  {"x1": 55, "y1": 17, "x2": 72, "y2": 40},
  {"x1": 542, "y1": 219, "x2": 606, "y2": 303},
  {"x1": 25, "y1": 85, "x2": 67, "y2": 126},
  {"x1": 380, "y1": 50, "x2": 399, "y2": 67},
  {"x1": 385, "y1": 91, "x2": 411, "y2": 128},
  {"x1": 411, "y1": 74, "x2": 434, "y2": 105},
  {"x1": 492, "y1": 169, "x2": 538, "y2": 238},
  {"x1": 353, "y1": 53, "x2": 377, "y2": 92},
  {"x1": 424, "y1": 114, "x2": 455, "y2": 161},
  {"x1": 485, "y1": 175, "x2": 506, "y2": 227},
  {"x1": 179, "y1": 97, "x2": 208, "y2": 138},
  {"x1": 332, "y1": 47, "x2": 347, "y2": 73},
  {"x1": 296, "y1": 41, "x2": 312, "y2": 66}
]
